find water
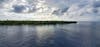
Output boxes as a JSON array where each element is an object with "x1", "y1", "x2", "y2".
[{"x1": 0, "y1": 22, "x2": 100, "y2": 47}]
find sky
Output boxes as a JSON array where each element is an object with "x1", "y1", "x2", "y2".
[{"x1": 0, "y1": 0, "x2": 100, "y2": 21}]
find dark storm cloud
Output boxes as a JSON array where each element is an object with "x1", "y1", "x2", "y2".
[
  {"x1": 0, "y1": 0, "x2": 5, "y2": 3},
  {"x1": 92, "y1": 8, "x2": 98, "y2": 13},
  {"x1": 12, "y1": 5, "x2": 37, "y2": 13},
  {"x1": 12, "y1": 5, "x2": 27, "y2": 13},
  {"x1": 52, "y1": 7, "x2": 69, "y2": 15},
  {"x1": 61, "y1": 7, "x2": 69, "y2": 13},
  {"x1": 0, "y1": 0, "x2": 10, "y2": 4},
  {"x1": 93, "y1": 1, "x2": 100, "y2": 8}
]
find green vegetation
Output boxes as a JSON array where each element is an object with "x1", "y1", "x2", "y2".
[{"x1": 0, "y1": 21, "x2": 77, "y2": 25}]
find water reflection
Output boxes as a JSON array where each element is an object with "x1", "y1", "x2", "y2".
[{"x1": 0, "y1": 22, "x2": 100, "y2": 47}]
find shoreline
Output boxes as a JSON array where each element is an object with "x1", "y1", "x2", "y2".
[{"x1": 0, "y1": 21, "x2": 77, "y2": 25}]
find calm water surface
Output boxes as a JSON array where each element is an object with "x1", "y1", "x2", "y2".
[{"x1": 0, "y1": 22, "x2": 100, "y2": 47}]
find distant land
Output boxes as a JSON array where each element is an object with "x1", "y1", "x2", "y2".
[{"x1": 0, "y1": 21, "x2": 77, "y2": 25}]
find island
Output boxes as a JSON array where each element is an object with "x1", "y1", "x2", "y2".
[{"x1": 0, "y1": 21, "x2": 77, "y2": 25}]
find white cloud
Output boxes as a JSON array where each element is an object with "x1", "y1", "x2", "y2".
[{"x1": 0, "y1": 0, "x2": 100, "y2": 21}]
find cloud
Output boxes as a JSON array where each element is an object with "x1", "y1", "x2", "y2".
[
  {"x1": 0, "y1": 0, "x2": 8, "y2": 4},
  {"x1": 12, "y1": 5, "x2": 27, "y2": 13},
  {"x1": 0, "y1": 0, "x2": 100, "y2": 21},
  {"x1": 93, "y1": 1, "x2": 100, "y2": 8}
]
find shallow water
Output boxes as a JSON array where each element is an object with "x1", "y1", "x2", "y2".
[{"x1": 0, "y1": 22, "x2": 100, "y2": 47}]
